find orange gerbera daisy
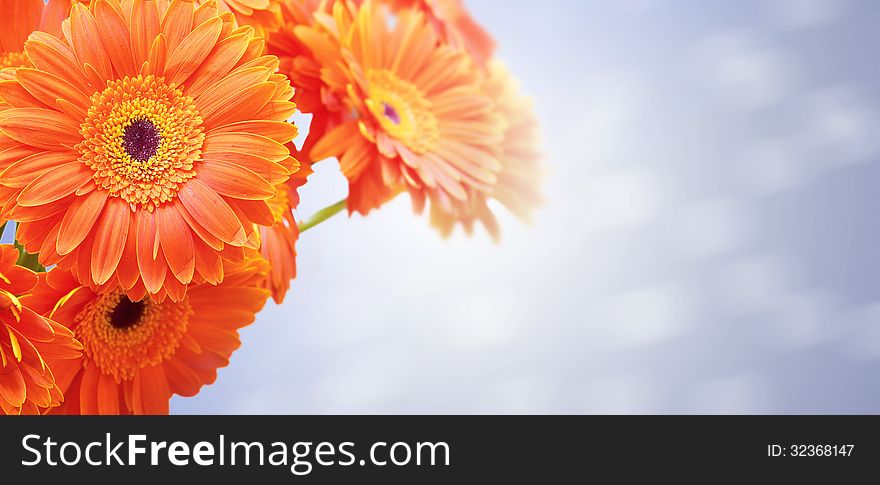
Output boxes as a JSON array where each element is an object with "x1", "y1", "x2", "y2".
[
  {"x1": 0, "y1": 245, "x2": 82, "y2": 415},
  {"x1": 25, "y1": 251, "x2": 270, "y2": 415},
  {"x1": 302, "y1": 0, "x2": 503, "y2": 216},
  {"x1": 260, "y1": 147, "x2": 311, "y2": 303},
  {"x1": 0, "y1": 0, "x2": 69, "y2": 73},
  {"x1": 0, "y1": 0, "x2": 298, "y2": 302},
  {"x1": 377, "y1": 0, "x2": 495, "y2": 67},
  {"x1": 430, "y1": 61, "x2": 544, "y2": 240}
]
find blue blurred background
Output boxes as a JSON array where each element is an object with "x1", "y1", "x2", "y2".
[{"x1": 177, "y1": 0, "x2": 880, "y2": 413}]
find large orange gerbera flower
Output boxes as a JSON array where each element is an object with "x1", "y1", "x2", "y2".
[
  {"x1": 431, "y1": 61, "x2": 544, "y2": 240},
  {"x1": 301, "y1": 0, "x2": 503, "y2": 216},
  {"x1": 377, "y1": 0, "x2": 495, "y2": 67},
  {"x1": 0, "y1": 245, "x2": 82, "y2": 415},
  {"x1": 0, "y1": 0, "x2": 69, "y2": 73},
  {"x1": 24, "y1": 251, "x2": 270, "y2": 415},
  {"x1": 0, "y1": 0, "x2": 298, "y2": 302},
  {"x1": 260, "y1": 147, "x2": 311, "y2": 303}
]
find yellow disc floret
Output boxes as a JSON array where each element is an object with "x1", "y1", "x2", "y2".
[
  {"x1": 79, "y1": 75, "x2": 205, "y2": 210},
  {"x1": 365, "y1": 69, "x2": 440, "y2": 155}
]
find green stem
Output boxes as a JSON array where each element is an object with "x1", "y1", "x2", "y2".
[{"x1": 299, "y1": 199, "x2": 347, "y2": 233}]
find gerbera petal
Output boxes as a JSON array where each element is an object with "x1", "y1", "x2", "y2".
[
  {"x1": 1, "y1": 150, "x2": 80, "y2": 188},
  {"x1": 91, "y1": 199, "x2": 130, "y2": 285},
  {"x1": 135, "y1": 209, "x2": 166, "y2": 295},
  {"x1": 57, "y1": 189, "x2": 107, "y2": 256},
  {"x1": 17, "y1": 161, "x2": 92, "y2": 207},
  {"x1": 198, "y1": 159, "x2": 277, "y2": 200},
  {"x1": 177, "y1": 179, "x2": 247, "y2": 245},
  {"x1": 132, "y1": 365, "x2": 169, "y2": 415},
  {"x1": 96, "y1": 372, "x2": 120, "y2": 415},
  {"x1": 129, "y1": 0, "x2": 161, "y2": 68},
  {"x1": 15, "y1": 68, "x2": 91, "y2": 118},
  {"x1": 94, "y1": 0, "x2": 137, "y2": 77},
  {"x1": 157, "y1": 204, "x2": 195, "y2": 284},
  {"x1": 0, "y1": 108, "x2": 81, "y2": 150},
  {"x1": 160, "y1": 0, "x2": 194, "y2": 53},
  {"x1": 182, "y1": 32, "x2": 251, "y2": 98},
  {"x1": 164, "y1": 17, "x2": 223, "y2": 87},
  {"x1": 70, "y1": 3, "x2": 114, "y2": 82},
  {"x1": 79, "y1": 364, "x2": 101, "y2": 415},
  {"x1": 202, "y1": 132, "x2": 291, "y2": 163}
]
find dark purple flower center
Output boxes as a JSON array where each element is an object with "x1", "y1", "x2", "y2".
[
  {"x1": 382, "y1": 102, "x2": 401, "y2": 125},
  {"x1": 122, "y1": 118, "x2": 161, "y2": 162},
  {"x1": 109, "y1": 296, "x2": 145, "y2": 330}
]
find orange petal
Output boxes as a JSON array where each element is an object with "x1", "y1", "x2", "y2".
[
  {"x1": 0, "y1": 108, "x2": 81, "y2": 150},
  {"x1": 198, "y1": 159, "x2": 277, "y2": 200},
  {"x1": 24, "y1": 32, "x2": 92, "y2": 94},
  {"x1": 178, "y1": 179, "x2": 247, "y2": 245},
  {"x1": 129, "y1": 0, "x2": 161, "y2": 68},
  {"x1": 96, "y1": 372, "x2": 120, "y2": 415},
  {"x1": 15, "y1": 68, "x2": 91, "y2": 118},
  {"x1": 164, "y1": 17, "x2": 223, "y2": 87},
  {"x1": 132, "y1": 365, "x2": 169, "y2": 415},
  {"x1": 160, "y1": 0, "x2": 194, "y2": 53},
  {"x1": 208, "y1": 120, "x2": 298, "y2": 144},
  {"x1": 17, "y1": 161, "x2": 92, "y2": 207},
  {"x1": 70, "y1": 3, "x2": 113, "y2": 82},
  {"x1": 94, "y1": 0, "x2": 137, "y2": 77},
  {"x1": 157, "y1": 204, "x2": 195, "y2": 284},
  {"x1": 79, "y1": 365, "x2": 100, "y2": 415},
  {"x1": 182, "y1": 32, "x2": 250, "y2": 98},
  {"x1": 201, "y1": 152, "x2": 288, "y2": 185},
  {"x1": 135, "y1": 209, "x2": 166, "y2": 294},
  {"x1": 1, "y1": 150, "x2": 80, "y2": 188},
  {"x1": 202, "y1": 132, "x2": 290, "y2": 163},
  {"x1": 56, "y1": 189, "x2": 107, "y2": 256},
  {"x1": 116, "y1": 211, "x2": 141, "y2": 290},
  {"x1": 91, "y1": 199, "x2": 130, "y2": 285}
]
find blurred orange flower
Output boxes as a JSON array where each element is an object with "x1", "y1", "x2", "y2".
[
  {"x1": 26, "y1": 251, "x2": 271, "y2": 415},
  {"x1": 431, "y1": 61, "x2": 544, "y2": 240},
  {"x1": 301, "y1": 0, "x2": 504, "y2": 217},
  {"x1": 0, "y1": 245, "x2": 82, "y2": 415},
  {"x1": 0, "y1": 0, "x2": 298, "y2": 302}
]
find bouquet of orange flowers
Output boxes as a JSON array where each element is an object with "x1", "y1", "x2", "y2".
[{"x1": 0, "y1": 0, "x2": 541, "y2": 415}]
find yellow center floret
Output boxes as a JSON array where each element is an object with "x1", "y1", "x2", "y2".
[
  {"x1": 79, "y1": 75, "x2": 205, "y2": 210},
  {"x1": 75, "y1": 290, "x2": 192, "y2": 382},
  {"x1": 365, "y1": 69, "x2": 439, "y2": 154}
]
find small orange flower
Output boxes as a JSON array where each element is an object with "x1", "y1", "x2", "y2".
[
  {"x1": 431, "y1": 61, "x2": 544, "y2": 240},
  {"x1": 208, "y1": 0, "x2": 284, "y2": 38},
  {"x1": 0, "y1": 245, "x2": 82, "y2": 415},
  {"x1": 0, "y1": 0, "x2": 298, "y2": 302},
  {"x1": 260, "y1": 148, "x2": 311, "y2": 303},
  {"x1": 300, "y1": 0, "x2": 504, "y2": 217},
  {"x1": 378, "y1": 0, "x2": 495, "y2": 67},
  {"x1": 268, "y1": 0, "x2": 331, "y2": 116},
  {"x1": 28, "y1": 251, "x2": 271, "y2": 415}
]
